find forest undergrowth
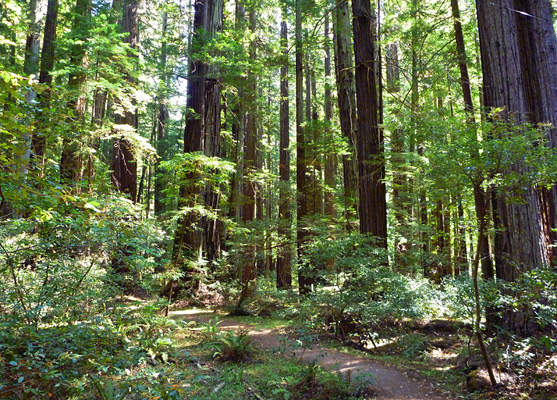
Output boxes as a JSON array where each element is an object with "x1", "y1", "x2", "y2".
[{"x1": 0, "y1": 200, "x2": 556, "y2": 399}]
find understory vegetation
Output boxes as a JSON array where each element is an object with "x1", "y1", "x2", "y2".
[
  {"x1": 1, "y1": 210, "x2": 556, "y2": 399},
  {"x1": 2, "y1": 0, "x2": 557, "y2": 398}
]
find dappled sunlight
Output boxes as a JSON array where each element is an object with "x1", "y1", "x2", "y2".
[{"x1": 169, "y1": 309, "x2": 217, "y2": 317}]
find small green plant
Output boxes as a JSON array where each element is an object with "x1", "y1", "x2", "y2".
[
  {"x1": 201, "y1": 317, "x2": 223, "y2": 339},
  {"x1": 209, "y1": 330, "x2": 253, "y2": 362}
]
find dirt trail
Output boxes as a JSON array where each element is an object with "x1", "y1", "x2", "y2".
[{"x1": 171, "y1": 310, "x2": 455, "y2": 400}]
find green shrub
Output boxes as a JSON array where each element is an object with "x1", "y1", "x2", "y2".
[{"x1": 209, "y1": 329, "x2": 253, "y2": 362}]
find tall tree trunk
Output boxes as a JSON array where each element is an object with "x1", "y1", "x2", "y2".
[
  {"x1": 237, "y1": 4, "x2": 258, "y2": 307},
  {"x1": 451, "y1": 0, "x2": 492, "y2": 279},
  {"x1": 310, "y1": 69, "x2": 323, "y2": 215},
  {"x1": 324, "y1": 11, "x2": 336, "y2": 218},
  {"x1": 33, "y1": 0, "x2": 59, "y2": 175},
  {"x1": 20, "y1": 0, "x2": 42, "y2": 182},
  {"x1": 513, "y1": 0, "x2": 557, "y2": 264},
  {"x1": 277, "y1": 17, "x2": 292, "y2": 289},
  {"x1": 296, "y1": 0, "x2": 311, "y2": 295},
  {"x1": 154, "y1": 10, "x2": 169, "y2": 216},
  {"x1": 477, "y1": 0, "x2": 549, "y2": 335},
  {"x1": 333, "y1": 0, "x2": 358, "y2": 231},
  {"x1": 386, "y1": 42, "x2": 408, "y2": 269},
  {"x1": 111, "y1": 0, "x2": 138, "y2": 202},
  {"x1": 352, "y1": 0, "x2": 387, "y2": 246},
  {"x1": 171, "y1": 0, "x2": 224, "y2": 291}
]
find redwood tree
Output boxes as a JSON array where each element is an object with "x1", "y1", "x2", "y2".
[
  {"x1": 477, "y1": 0, "x2": 549, "y2": 335},
  {"x1": 351, "y1": 0, "x2": 387, "y2": 246},
  {"x1": 276, "y1": 15, "x2": 292, "y2": 289},
  {"x1": 171, "y1": 0, "x2": 224, "y2": 284}
]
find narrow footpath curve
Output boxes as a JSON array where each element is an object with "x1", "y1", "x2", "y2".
[{"x1": 171, "y1": 310, "x2": 456, "y2": 400}]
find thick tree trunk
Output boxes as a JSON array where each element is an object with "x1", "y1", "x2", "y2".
[
  {"x1": 352, "y1": 0, "x2": 387, "y2": 246},
  {"x1": 171, "y1": 0, "x2": 224, "y2": 289},
  {"x1": 513, "y1": 0, "x2": 557, "y2": 264},
  {"x1": 477, "y1": 0, "x2": 549, "y2": 335},
  {"x1": 333, "y1": 0, "x2": 358, "y2": 231},
  {"x1": 277, "y1": 18, "x2": 292, "y2": 289}
]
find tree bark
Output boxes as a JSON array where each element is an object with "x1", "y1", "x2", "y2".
[
  {"x1": 237, "y1": 2, "x2": 258, "y2": 306},
  {"x1": 154, "y1": 10, "x2": 169, "y2": 216},
  {"x1": 352, "y1": 0, "x2": 387, "y2": 246},
  {"x1": 513, "y1": 0, "x2": 557, "y2": 264},
  {"x1": 477, "y1": 0, "x2": 549, "y2": 335},
  {"x1": 324, "y1": 11, "x2": 336, "y2": 218},
  {"x1": 277, "y1": 17, "x2": 292, "y2": 289},
  {"x1": 333, "y1": 0, "x2": 358, "y2": 231},
  {"x1": 171, "y1": 0, "x2": 224, "y2": 288},
  {"x1": 296, "y1": 0, "x2": 311, "y2": 295}
]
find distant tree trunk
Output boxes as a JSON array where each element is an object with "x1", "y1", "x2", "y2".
[
  {"x1": 352, "y1": 0, "x2": 387, "y2": 246},
  {"x1": 33, "y1": 0, "x2": 59, "y2": 175},
  {"x1": 455, "y1": 197, "x2": 467, "y2": 275},
  {"x1": 296, "y1": 0, "x2": 311, "y2": 295},
  {"x1": 386, "y1": 42, "x2": 408, "y2": 269},
  {"x1": 154, "y1": 10, "x2": 169, "y2": 216},
  {"x1": 477, "y1": 0, "x2": 549, "y2": 335},
  {"x1": 60, "y1": 0, "x2": 91, "y2": 187},
  {"x1": 111, "y1": 0, "x2": 138, "y2": 202},
  {"x1": 324, "y1": 11, "x2": 336, "y2": 218},
  {"x1": 310, "y1": 69, "x2": 323, "y2": 215},
  {"x1": 18, "y1": 0, "x2": 42, "y2": 186},
  {"x1": 276, "y1": 17, "x2": 292, "y2": 289},
  {"x1": 333, "y1": 0, "x2": 358, "y2": 231},
  {"x1": 305, "y1": 42, "x2": 315, "y2": 217},
  {"x1": 451, "y1": 0, "x2": 492, "y2": 279},
  {"x1": 265, "y1": 108, "x2": 274, "y2": 274},
  {"x1": 238, "y1": 4, "x2": 258, "y2": 307},
  {"x1": 23, "y1": 0, "x2": 41, "y2": 79},
  {"x1": 256, "y1": 88, "x2": 266, "y2": 274}
]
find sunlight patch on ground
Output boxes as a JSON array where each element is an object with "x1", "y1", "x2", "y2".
[
  {"x1": 428, "y1": 348, "x2": 456, "y2": 371},
  {"x1": 169, "y1": 309, "x2": 217, "y2": 317}
]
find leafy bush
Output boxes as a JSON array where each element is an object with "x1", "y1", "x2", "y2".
[{"x1": 0, "y1": 304, "x2": 183, "y2": 399}]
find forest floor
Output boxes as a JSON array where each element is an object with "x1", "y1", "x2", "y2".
[{"x1": 170, "y1": 309, "x2": 456, "y2": 400}]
